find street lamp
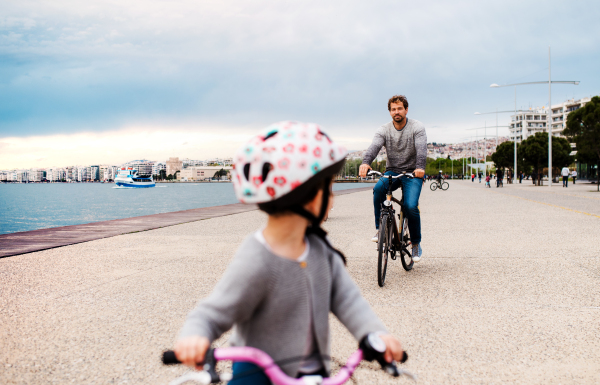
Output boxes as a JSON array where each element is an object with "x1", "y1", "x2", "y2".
[
  {"x1": 475, "y1": 110, "x2": 526, "y2": 179},
  {"x1": 490, "y1": 48, "x2": 579, "y2": 187},
  {"x1": 466, "y1": 125, "x2": 508, "y2": 176}
]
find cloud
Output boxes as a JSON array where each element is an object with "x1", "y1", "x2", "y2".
[
  {"x1": 0, "y1": 123, "x2": 257, "y2": 169},
  {"x1": 0, "y1": 0, "x2": 599, "y2": 144}
]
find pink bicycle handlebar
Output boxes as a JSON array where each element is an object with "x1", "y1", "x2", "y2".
[
  {"x1": 214, "y1": 346, "x2": 362, "y2": 385},
  {"x1": 162, "y1": 334, "x2": 411, "y2": 384}
]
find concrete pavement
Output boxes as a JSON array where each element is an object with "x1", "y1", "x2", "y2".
[{"x1": 1, "y1": 181, "x2": 599, "y2": 384}]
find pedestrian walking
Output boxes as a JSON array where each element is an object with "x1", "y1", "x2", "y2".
[
  {"x1": 571, "y1": 169, "x2": 577, "y2": 184},
  {"x1": 471, "y1": 173, "x2": 475, "y2": 182},
  {"x1": 531, "y1": 171, "x2": 537, "y2": 185},
  {"x1": 519, "y1": 172, "x2": 523, "y2": 184},
  {"x1": 478, "y1": 172, "x2": 482, "y2": 183},
  {"x1": 561, "y1": 166, "x2": 570, "y2": 187}
]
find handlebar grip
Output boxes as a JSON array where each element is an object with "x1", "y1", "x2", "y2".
[
  {"x1": 383, "y1": 362, "x2": 400, "y2": 377},
  {"x1": 162, "y1": 350, "x2": 181, "y2": 365},
  {"x1": 400, "y1": 351, "x2": 408, "y2": 364}
]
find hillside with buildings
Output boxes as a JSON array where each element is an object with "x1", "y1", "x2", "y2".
[{"x1": 0, "y1": 157, "x2": 233, "y2": 183}]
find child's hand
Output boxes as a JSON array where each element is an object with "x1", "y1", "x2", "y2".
[
  {"x1": 379, "y1": 334, "x2": 404, "y2": 363},
  {"x1": 174, "y1": 336, "x2": 210, "y2": 369}
]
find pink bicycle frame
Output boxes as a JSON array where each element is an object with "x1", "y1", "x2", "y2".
[{"x1": 213, "y1": 346, "x2": 363, "y2": 385}]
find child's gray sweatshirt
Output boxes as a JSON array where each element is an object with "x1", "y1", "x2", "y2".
[{"x1": 179, "y1": 233, "x2": 388, "y2": 377}]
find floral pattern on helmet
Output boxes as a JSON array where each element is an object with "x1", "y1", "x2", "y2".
[{"x1": 231, "y1": 121, "x2": 347, "y2": 204}]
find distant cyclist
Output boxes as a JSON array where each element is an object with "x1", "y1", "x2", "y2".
[
  {"x1": 496, "y1": 168, "x2": 504, "y2": 187},
  {"x1": 174, "y1": 122, "x2": 404, "y2": 384},
  {"x1": 436, "y1": 170, "x2": 443, "y2": 184},
  {"x1": 359, "y1": 95, "x2": 426, "y2": 262}
]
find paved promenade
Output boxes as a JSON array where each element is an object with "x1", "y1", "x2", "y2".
[{"x1": 1, "y1": 181, "x2": 599, "y2": 384}]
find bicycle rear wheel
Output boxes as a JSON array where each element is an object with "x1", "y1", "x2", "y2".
[
  {"x1": 430, "y1": 182, "x2": 438, "y2": 191},
  {"x1": 441, "y1": 182, "x2": 449, "y2": 191},
  {"x1": 399, "y1": 213, "x2": 413, "y2": 271},
  {"x1": 377, "y1": 214, "x2": 390, "y2": 287}
]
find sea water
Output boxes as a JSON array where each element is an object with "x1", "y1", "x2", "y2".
[{"x1": 0, "y1": 182, "x2": 372, "y2": 235}]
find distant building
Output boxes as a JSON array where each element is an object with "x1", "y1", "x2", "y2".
[
  {"x1": 550, "y1": 97, "x2": 592, "y2": 137},
  {"x1": 152, "y1": 162, "x2": 166, "y2": 175},
  {"x1": 66, "y1": 166, "x2": 75, "y2": 181},
  {"x1": 48, "y1": 168, "x2": 66, "y2": 181},
  {"x1": 101, "y1": 165, "x2": 119, "y2": 181},
  {"x1": 166, "y1": 157, "x2": 183, "y2": 177},
  {"x1": 77, "y1": 167, "x2": 88, "y2": 182},
  {"x1": 509, "y1": 96, "x2": 593, "y2": 143},
  {"x1": 178, "y1": 166, "x2": 232, "y2": 181},
  {"x1": 16, "y1": 170, "x2": 28, "y2": 182},
  {"x1": 28, "y1": 169, "x2": 43, "y2": 182},
  {"x1": 130, "y1": 161, "x2": 154, "y2": 176},
  {"x1": 90, "y1": 166, "x2": 100, "y2": 181}
]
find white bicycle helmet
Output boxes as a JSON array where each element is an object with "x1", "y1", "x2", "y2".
[
  {"x1": 232, "y1": 121, "x2": 347, "y2": 207},
  {"x1": 233, "y1": 121, "x2": 348, "y2": 263}
]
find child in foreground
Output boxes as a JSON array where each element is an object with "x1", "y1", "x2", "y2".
[{"x1": 174, "y1": 122, "x2": 404, "y2": 384}]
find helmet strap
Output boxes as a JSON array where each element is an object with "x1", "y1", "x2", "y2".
[{"x1": 287, "y1": 182, "x2": 347, "y2": 265}]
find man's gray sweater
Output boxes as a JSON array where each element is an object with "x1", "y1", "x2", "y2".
[
  {"x1": 179, "y1": 233, "x2": 387, "y2": 377},
  {"x1": 362, "y1": 119, "x2": 427, "y2": 173}
]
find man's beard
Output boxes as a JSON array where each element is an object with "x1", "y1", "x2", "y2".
[{"x1": 394, "y1": 115, "x2": 404, "y2": 122}]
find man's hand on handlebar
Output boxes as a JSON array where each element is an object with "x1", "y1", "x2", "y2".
[
  {"x1": 174, "y1": 336, "x2": 210, "y2": 369},
  {"x1": 413, "y1": 168, "x2": 424, "y2": 178},
  {"x1": 359, "y1": 164, "x2": 372, "y2": 178}
]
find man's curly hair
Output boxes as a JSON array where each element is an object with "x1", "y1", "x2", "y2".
[{"x1": 387, "y1": 95, "x2": 409, "y2": 111}]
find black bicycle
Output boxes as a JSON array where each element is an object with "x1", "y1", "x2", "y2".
[
  {"x1": 368, "y1": 170, "x2": 414, "y2": 287},
  {"x1": 430, "y1": 179, "x2": 449, "y2": 191}
]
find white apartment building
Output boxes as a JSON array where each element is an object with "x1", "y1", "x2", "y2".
[
  {"x1": 152, "y1": 162, "x2": 166, "y2": 175},
  {"x1": 65, "y1": 166, "x2": 74, "y2": 181},
  {"x1": 178, "y1": 166, "x2": 232, "y2": 181},
  {"x1": 16, "y1": 170, "x2": 29, "y2": 182},
  {"x1": 508, "y1": 108, "x2": 547, "y2": 142},
  {"x1": 131, "y1": 161, "x2": 154, "y2": 176},
  {"x1": 549, "y1": 96, "x2": 592, "y2": 136},
  {"x1": 100, "y1": 165, "x2": 119, "y2": 181},
  {"x1": 28, "y1": 169, "x2": 44, "y2": 182},
  {"x1": 90, "y1": 166, "x2": 100, "y2": 181},
  {"x1": 77, "y1": 167, "x2": 89, "y2": 182},
  {"x1": 0, "y1": 172, "x2": 7, "y2": 181},
  {"x1": 509, "y1": 96, "x2": 593, "y2": 143}
]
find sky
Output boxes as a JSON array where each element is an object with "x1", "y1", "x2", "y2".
[{"x1": 1, "y1": 0, "x2": 599, "y2": 169}]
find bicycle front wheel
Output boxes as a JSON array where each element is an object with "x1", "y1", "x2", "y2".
[
  {"x1": 430, "y1": 182, "x2": 438, "y2": 191},
  {"x1": 399, "y1": 213, "x2": 413, "y2": 271},
  {"x1": 377, "y1": 214, "x2": 390, "y2": 287},
  {"x1": 441, "y1": 182, "x2": 449, "y2": 191}
]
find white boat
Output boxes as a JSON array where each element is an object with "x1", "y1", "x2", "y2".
[{"x1": 114, "y1": 167, "x2": 155, "y2": 188}]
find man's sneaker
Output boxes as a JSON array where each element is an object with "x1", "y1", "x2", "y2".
[
  {"x1": 412, "y1": 244, "x2": 423, "y2": 262},
  {"x1": 371, "y1": 231, "x2": 379, "y2": 242}
]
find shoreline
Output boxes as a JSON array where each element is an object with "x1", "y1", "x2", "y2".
[{"x1": 0, "y1": 186, "x2": 372, "y2": 259}]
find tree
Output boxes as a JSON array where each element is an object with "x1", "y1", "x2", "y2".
[
  {"x1": 213, "y1": 168, "x2": 229, "y2": 179},
  {"x1": 519, "y1": 132, "x2": 573, "y2": 186},
  {"x1": 563, "y1": 96, "x2": 600, "y2": 191},
  {"x1": 491, "y1": 141, "x2": 514, "y2": 170}
]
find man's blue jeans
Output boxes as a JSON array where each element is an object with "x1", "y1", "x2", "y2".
[{"x1": 373, "y1": 171, "x2": 422, "y2": 245}]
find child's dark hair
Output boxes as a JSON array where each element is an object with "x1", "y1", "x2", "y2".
[
  {"x1": 257, "y1": 176, "x2": 347, "y2": 265},
  {"x1": 257, "y1": 178, "x2": 326, "y2": 215}
]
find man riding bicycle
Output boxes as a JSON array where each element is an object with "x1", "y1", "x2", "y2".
[{"x1": 359, "y1": 95, "x2": 427, "y2": 262}]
